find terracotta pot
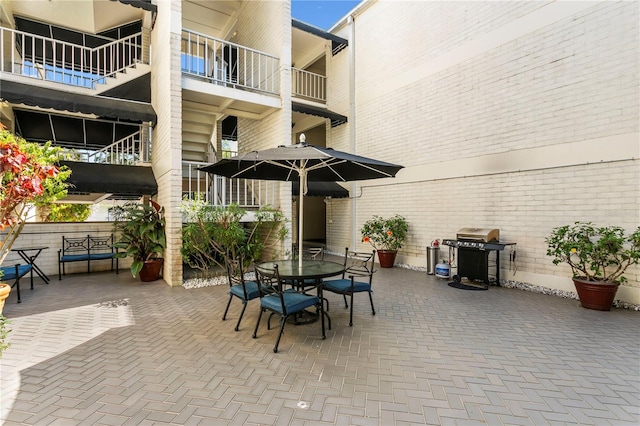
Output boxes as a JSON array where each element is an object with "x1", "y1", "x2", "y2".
[
  {"x1": 377, "y1": 250, "x2": 397, "y2": 268},
  {"x1": 572, "y1": 277, "x2": 620, "y2": 311},
  {"x1": 0, "y1": 283, "x2": 11, "y2": 315},
  {"x1": 139, "y1": 258, "x2": 164, "y2": 282}
]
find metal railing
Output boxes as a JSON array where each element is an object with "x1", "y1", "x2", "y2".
[
  {"x1": 181, "y1": 29, "x2": 280, "y2": 95},
  {"x1": 292, "y1": 67, "x2": 326, "y2": 102},
  {"x1": 63, "y1": 130, "x2": 149, "y2": 165},
  {"x1": 0, "y1": 27, "x2": 144, "y2": 89},
  {"x1": 182, "y1": 161, "x2": 279, "y2": 208}
]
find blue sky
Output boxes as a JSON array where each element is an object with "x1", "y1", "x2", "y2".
[{"x1": 292, "y1": 0, "x2": 362, "y2": 30}]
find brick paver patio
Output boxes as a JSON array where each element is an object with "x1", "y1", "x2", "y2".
[{"x1": 1, "y1": 258, "x2": 638, "y2": 425}]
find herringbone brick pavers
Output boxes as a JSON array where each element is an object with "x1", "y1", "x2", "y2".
[{"x1": 1, "y1": 258, "x2": 638, "y2": 425}]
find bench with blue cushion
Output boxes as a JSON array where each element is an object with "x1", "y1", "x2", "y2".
[
  {"x1": 58, "y1": 234, "x2": 119, "y2": 280},
  {"x1": 1, "y1": 263, "x2": 33, "y2": 303}
]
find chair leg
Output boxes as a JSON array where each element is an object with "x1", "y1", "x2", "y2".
[
  {"x1": 222, "y1": 295, "x2": 233, "y2": 320},
  {"x1": 235, "y1": 302, "x2": 248, "y2": 331},
  {"x1": 253, "y1": 308, "x2": 264, "y2": 338},
  {"x1": 274, "y1": 316, "x2": 286, "y2": 353},
  {"x1": 368, "y1": 292, "x2": 376, "y2": 316},
  {"x1": 14, "y1": 277, "x2": 21, "y2": 303},
  {"x1": 323, "y1": 297, "x2": 330, "y2": 312},
  {"x1": 342, "y1": 294, "x2": 348, "y2": 308},
  {"x1": 319, "y1": 302, "x2": 326, "y2": 339},
  {"x1": 349, "y1": 292, "x2": 354, "y2": 326}
]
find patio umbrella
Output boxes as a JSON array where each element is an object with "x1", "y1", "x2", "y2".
[{"x1": 199, "y1": 135, "x2": 404, "y2": 266}]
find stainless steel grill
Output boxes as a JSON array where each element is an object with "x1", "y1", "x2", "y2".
[{"x1": 442, "y1": 227, "x2": 515, "y2": 288}]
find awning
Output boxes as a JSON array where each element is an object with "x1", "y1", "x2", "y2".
[
  {"x1": 292, "y1": 102, "x2": 347, "y2": 127},
  {"x1": 115, "y1": 0, "x2": 157, "y2": 13},
  {"x1": 1, "y1": 80, "x2": 156, "y2": 124},
  {"x1": 61, "y1": 161, "x2": 157, "y2": 197},
  {"x1": 292, "y1": 181, "x2": 349, "y2": 198},
  {"x1": 13, "y1": 109, "x2": 141, "y2": 149},
  {"x1": 292, "y1": 19, "x2": 348, "y2": 55}
]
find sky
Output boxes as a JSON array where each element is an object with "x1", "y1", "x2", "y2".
[{"x1": 291, "y1": 0, "x2": 362, "y2": 30}]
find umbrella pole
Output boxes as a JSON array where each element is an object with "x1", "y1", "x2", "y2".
[{"x1": 298, "y1": 171, "x2": 306, "y2": 268}]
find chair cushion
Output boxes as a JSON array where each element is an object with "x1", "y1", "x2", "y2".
[
  {"x1": 229, "y1": 281, "x2": 261, "y2": 300},
  {"x1": 89, "y1": 253, "x2": 114, "y2": 260},
  {"x1": 60, "y1": 254, "x2": 89, "y2": 262},
  {"x1": 1, "y1": 264, "x2": 32, "y2": 281},
  {"x1": 261, "y1": 292, "x2": 319, "y2": 315},
  {"x1": 323, "y1": 278, "x2": 371, "y2": 293}
]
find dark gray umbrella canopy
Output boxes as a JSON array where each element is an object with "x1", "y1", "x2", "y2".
[
  {"x1": 199, "y1": 143, "x2": 403, "y2": 182},
  {"x1": 199, "y1": 142, "x2": 403, "y2": 264}
]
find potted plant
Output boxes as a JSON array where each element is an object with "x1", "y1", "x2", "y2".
[
  {"x1": 113, "y1": 201, "x2": 166, "y2": 282},
  {"x1": 546, "y1": 222, "x2": 640, "y2": 311},
  {"x1": 361, "y1": 214, "x2": 409, "y2": 267}
]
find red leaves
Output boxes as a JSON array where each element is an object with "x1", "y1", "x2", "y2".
[{"x1": 0, "y1": 138, "x2": 59, "y2": 228}]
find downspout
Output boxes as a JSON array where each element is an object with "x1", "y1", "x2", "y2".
[{"x1": 348, "y1": 14, "x2": 357, "y2": 250}]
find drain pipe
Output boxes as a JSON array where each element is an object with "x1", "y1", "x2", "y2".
[{"x1": 348, "y1": 13, "x2": 357, "y2": 250}]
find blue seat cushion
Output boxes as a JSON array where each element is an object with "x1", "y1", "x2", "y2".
[
  {"x1": 229, "y1": 281, "x2": 261, "y2": 301},
  {"x1": 261, "y1": 292, "x2": 319, "y2": 315},
  {"x1": 1, "y1": 264, "x2": 32, "y2": 281},
  {"x1": 89, "y1": 253, "x2": 114, "y2": 260},
  {"x1": 60, "y1": 254, "x2": 89, "y2": 262},
  {"x1": 323, "y1": 278, "x2": 371, "y2": 293}
]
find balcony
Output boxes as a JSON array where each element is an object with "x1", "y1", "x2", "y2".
[
  {"x1": 292, "y1": 67, "x2": 326, "y2": 103},
  {"x1": 0, "y1": 26, "x2": 148, "y2": 91},
  {"x1": 182, "y1": 161, "x2": 279, "y2": 209},
  {"x1": 62, "y1": 130, "x2": 150, "y2": 165},
  {"x1": 181, "y1": 29, "x2": 279, "y2": 96}
]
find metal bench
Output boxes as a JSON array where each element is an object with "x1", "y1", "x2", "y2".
[{"x1": 58, "y1": 235, "x2": 119, "y2": 280}]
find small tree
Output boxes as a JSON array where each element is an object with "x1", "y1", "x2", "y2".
[
  {"x1": 181, "y1": 198, "x2": 288, "y2": 273},
  {"x1": 0, "y1": 125, "x2": 70, "y2": 266},
  {"x1": 43, "y1": 203, "x2": 92, "y2": 222}
]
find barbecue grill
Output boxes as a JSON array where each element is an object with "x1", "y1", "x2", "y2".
[{"x1": 442, "y1": 228, "x2": 516, "y2": 288}]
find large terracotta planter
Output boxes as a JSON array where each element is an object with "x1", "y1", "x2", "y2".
[
  {"x1": 572, "y1": 277, "x2": 619, "y2": 311},
  {"x1": 0, "y1": 283, "x2": 11, "y2": 314},
  {"x1": 139, "y1": 258, "x2": 164, "y2": 282},
  {"x1": 377, "y1": 250, "x2": 397, "y2": 268}
]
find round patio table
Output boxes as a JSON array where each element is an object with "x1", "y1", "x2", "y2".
[
  {"x1": 255, "y1": 259, "x2": 345, "y2": 281},
  {"x1": 255, "y1": 259, "x2": 345, "y2": 326}
]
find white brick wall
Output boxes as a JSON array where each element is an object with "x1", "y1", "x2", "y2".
[
  {"x1": 150, "y1": 0, "x2": 183, "y2": 286},
  {"x1": 325, "y1": 1, "x2": 640, "y2": 303}
]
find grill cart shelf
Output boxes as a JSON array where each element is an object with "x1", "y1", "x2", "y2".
[{"x1": 442, "y1": 228, "x2": 516, "y2": 289}]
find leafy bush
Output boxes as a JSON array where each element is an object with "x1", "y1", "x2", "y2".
[
  {"x1": 44, "y1": 203, "x2": 92, "y2": 222},
  {"x1": 0, "y1": 315, "x2": 11, "y2": 358},
  {"x1": 361, "y1": 214, "x2": 409, "y2": 251},
  {"x1": 0, "y1": 126, "x2": 70, "y2": 266},
  {"x1": 181, "y1": 198, "x2": 288, "y2": 272}
]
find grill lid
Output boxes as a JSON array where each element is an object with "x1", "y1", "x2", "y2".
[{"x1": 456, "y1": 228, "x2": 500, "y2": 242}]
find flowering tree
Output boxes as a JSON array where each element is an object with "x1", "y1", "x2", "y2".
[{"x1": 0, "y1": 125, "x2": 70, "y2": 266}]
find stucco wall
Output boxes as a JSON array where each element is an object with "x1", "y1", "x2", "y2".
[{"x1": 326, "y1": 1, "x2": 640, "y2": 302}]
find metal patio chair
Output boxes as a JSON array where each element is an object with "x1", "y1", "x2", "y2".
[{"x1": 322, "y1": 247, "x2": 376, "y2": 326}]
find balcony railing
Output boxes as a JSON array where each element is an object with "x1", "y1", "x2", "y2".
[
  {"x1": 63, "y1": 130, "x2": 150, "y2": 165},
  {"x1": 0, "y1": 26, "x2": 144, "y2": 89},
  {"x1": 181, "y1": 29, "x2": 280, "y2": 95},
  {"x1": 182, "y1": 161, "x2": 279, "y2": 208},
  {"x1": 292, "y1": 68, "x2": 326, "y2": 102}
]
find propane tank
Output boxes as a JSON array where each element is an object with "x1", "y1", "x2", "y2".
[{"x1": 435, "y1": 260, "x2": 450, "y2": 279}]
